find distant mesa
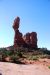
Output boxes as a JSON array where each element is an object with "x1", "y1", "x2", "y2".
[{"x1": 13, "y1": 17, "x2": 38, "y2": 49}]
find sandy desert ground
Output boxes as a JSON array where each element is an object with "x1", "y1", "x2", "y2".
[{"x1": 0, "y1": 59, "x2": 50, "y2": 75}]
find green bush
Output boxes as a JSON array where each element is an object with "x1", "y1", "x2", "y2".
[
  {"x1": 31, "y1": 56, "x2": 38, "y2": 60},
  {"x1": 48, "y1": 66, "x2": 50, "y2": 69},
  {"x1": 16, "y1": 51, "x2": 23, "y2": 57},
  {"x1": 27, "y1": 55, "x2": 38, "y2": 60}
]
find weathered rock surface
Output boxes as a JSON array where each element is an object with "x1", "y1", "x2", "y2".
[
  {"x1": 13, "y1": 17, "x2": 38, "y2": 49},
  {"x1": 13, "y1": 17, "x2": 20, "y2": 30},
  {"x1": 23, "y1": 32, "x2": 37, "y2": 48},
  {"x1": 13, "y1": 17, "x2": 25, "y2": 48}
]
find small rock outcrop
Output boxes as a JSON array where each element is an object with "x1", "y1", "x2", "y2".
[{"x1": 13, "y1": 17, "x2": 38, "y2": 49}]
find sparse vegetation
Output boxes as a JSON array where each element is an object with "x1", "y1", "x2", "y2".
[
  {"x1": 48, "y1": 66, "x2": 50, "y2": 69},
  {"x1": 0, "y1": 47, "x2": 50, "y2": 63},
  {"x1": 28, "y1": 55, "x2": 38, "y2": 60}
]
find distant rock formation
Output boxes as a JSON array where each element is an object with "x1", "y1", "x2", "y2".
[{"x1": 13, "y1": 17, "x2": 38, "y2": 49}]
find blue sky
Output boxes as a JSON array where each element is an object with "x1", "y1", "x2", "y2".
[{"x1": 0, "y1": 0, "x2": 50, "y2": 50}]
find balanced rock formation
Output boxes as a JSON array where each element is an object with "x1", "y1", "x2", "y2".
[
  {"x1": 13, "y1": 17, "x2": 25, "y2": 48},
  {"x1": 13, "y1": 17, "x2": 38, "y2": 49}
]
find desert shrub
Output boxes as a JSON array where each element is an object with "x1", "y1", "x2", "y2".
[
  {"x1": 11, "y1": 54, "x2": 19, "y2": 62},
  {"x1": 48, "y1": 66, "x2": 50, "y2": 69},
  {"x1": 31, "y1": 56, "x2": 38, "y2": 60},
  {"x1": 10, "y1": 51, "x2": 23, "y2": 62},
  {"x1": 43, "y1": 50, "x2": 50, "y2": 55},
  {"x1": 16, "y1": 51, "x2": 23, "y2": 57},
  {"x1": 47, "y1": 55, "x2": 50, "y2": 59},
  {"x1": 0, "y1": 50, "x2": 14, "y2": 61},
  {"x1": 27, "y1": 55, "x2": 38, "y2": 60},
  {"x1": 39, "y1": 48, "x2": 50, "y2": 55},
  {"x1": 38, "y1": 54, "x2": 47, "y2": 58},
  {"x1": 0, "y1": 55, "x2": 2, "y2": 61},
  {"x1": 2, "y1": 51, "x2": 10, "y2": 57}
]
